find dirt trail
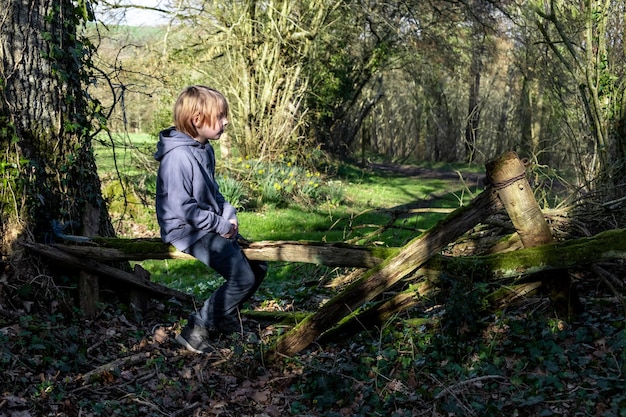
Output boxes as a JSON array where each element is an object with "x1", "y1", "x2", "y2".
[{"x1": 367, "y1": 162, "x2": 485, "y2": 184}]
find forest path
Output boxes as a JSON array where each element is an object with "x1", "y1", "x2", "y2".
[{"x1": 366, "y1": 161, "x2": 485, "y2": 184}]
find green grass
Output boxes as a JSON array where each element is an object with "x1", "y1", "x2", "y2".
[{"x1": 94, "y1": 132, "x2": 158, "y2": 176}]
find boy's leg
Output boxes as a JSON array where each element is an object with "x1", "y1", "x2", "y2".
[
  {"x1": 184, "y1": 233, "x2": 266, "y2": 333},
  {"x1": 245, "y1": 259, "x2": 268, "y2": 304},
  {"x1": 207, "y1": 239, "x2": 267, "y2": 333}
]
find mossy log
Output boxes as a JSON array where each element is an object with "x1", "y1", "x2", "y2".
[
  {"x1": 264, "y1": 187, "x2": 503, "y2": 360},
  {"x1": 320, "y1": 228, "x2": 626, "y2": 339},
  {"x1": 431, "y1": 228, "x2": 626, "y2": 280},
  {"x1": 240, "y1": 310, "x2": 310, "y2": 325},
  {"x1": 49, "y1": 238, "x2": 395, "y2": 268}
]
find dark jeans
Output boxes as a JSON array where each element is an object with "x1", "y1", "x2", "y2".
[{"x1": 183, "y1": 233, "x2": 267, "y2": 332}]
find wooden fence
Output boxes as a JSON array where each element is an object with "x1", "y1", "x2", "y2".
[{"x1": 23, "y1": 152, "x2": 626, "y2": 358}]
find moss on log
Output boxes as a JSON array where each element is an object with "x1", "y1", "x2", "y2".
[
  {"x1": 433, "y1": 228, "x2": 626, "y2": 280},
  {"x1": 50, "y1": 238, "x2": 396, "y2": 268}
]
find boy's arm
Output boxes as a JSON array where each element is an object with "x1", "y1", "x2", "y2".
[
  {"x1": 220, "y1": 200, "x2": 237, "y2": 222},
  {"x1": 161, "y1": 152, "x2": 232, "y2": 236},
  {"x1": 215, "y1": 184, "x2": 237, "y2": 223},
  {"x1": 218, "y1": 199, "x2": 238, "y2": 238}
]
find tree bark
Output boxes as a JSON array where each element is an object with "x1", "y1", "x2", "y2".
[
  {"x1": 486, "y1": 152, "x2": 553, "y2": 247},
  {"x1": 0, "y1": 0, "x2": 114, "y2": 316},
  {"x1": 1, "y1": 0, "x2": 113, "y2": 243}
]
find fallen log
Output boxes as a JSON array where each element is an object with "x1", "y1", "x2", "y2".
[
  {"x1": 319, "y1": 277, "x2": 436, "y2": 341},
  {"x1": 49, "y1": 238, "x2": 394, "y2": 268},
  {"x1": 432, "y1": 228, "x2": 626, "y2": 280},
  {"x1": 321, "y1": 228, "x2": 626, "y2": 338},
  {"x1": 264, "y1": 187, "x2": 503, "y2": 360},
  {"x1": 20, "y1": 242, "x2": 193, "y2": 303},
  {"x1": 80, "y1": 352, "x2": 151, "y2": 383},
  {"x1": 240, "y1": 310, "x2": 309, "y2": 324}
]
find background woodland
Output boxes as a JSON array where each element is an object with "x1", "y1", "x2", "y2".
[{"x1": 93, "y1": 0, "x2": 626, "y2": 202}]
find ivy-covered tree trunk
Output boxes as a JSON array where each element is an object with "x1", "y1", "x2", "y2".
[{"x1": 0, "y1": 2, "x2": 114, "y2": 268}]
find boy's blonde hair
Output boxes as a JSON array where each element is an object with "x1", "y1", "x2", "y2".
[{"x1": 173, "y1": 85, "x2": 229, "y2": 138}]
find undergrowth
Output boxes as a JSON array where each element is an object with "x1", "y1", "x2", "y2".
[
  {"x1": 1, "y1": 273, "x2": 624, "y2": 416},
  {"x1": 285, "y1": 277, "x2": 625, "y2": 417}
]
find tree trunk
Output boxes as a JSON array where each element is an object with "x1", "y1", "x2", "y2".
[
  {"x1": 0, "y1": 1, "x2": 114, "y2": 313},
  {"x1": 465, "y1": 51, "x2": 481, "y2": 163}
]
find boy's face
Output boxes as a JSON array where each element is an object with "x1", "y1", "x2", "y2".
[{"x1": 194, "y1": 115, "x2": 229, "y2": 142}]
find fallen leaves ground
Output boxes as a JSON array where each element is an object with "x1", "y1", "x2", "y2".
[{"x1": 1, "y1": 260, "x2": 625, "y2": 417}]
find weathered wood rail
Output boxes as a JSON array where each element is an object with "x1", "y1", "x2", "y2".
[
  {"x1": 21, "y1": 151, "x2": 624, "y2": 359},
  {"x1": 39, "y1": 238, "x2": 395, "y2": 268}
]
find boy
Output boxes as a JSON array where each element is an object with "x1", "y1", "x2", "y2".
[{"x1": 154, "y1": 85, "x2": 267, "y2": 354}]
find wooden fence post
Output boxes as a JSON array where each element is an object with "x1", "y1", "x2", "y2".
[{"x1": 486, "y1": 151, "x2": 582, "y2": 317}]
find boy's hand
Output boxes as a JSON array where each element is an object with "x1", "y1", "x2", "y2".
[{"x1": 221, "y1": 219, "x2": 239, "y2": 239}]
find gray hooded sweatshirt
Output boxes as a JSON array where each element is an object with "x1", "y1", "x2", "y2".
[{"x1": 154, "y1": 126, "x2": 236, "y2": 251}]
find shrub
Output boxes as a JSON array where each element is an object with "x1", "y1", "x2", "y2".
[{"x1": 219, "y1": 157, "x2": 333, "y2": 209}]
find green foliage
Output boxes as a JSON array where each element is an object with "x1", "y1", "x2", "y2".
[
  {"x1": 94, "y1": 134, "x2": 159, "y2": 233},
  {"x1": 261, "y1": 164, "x2": 328, "y2": 207},
  {"x1": 217, "y1": 176, "x2": 247, "y2": 210},
  {"x1": 437, "y1": 278, "x2": 491, "y2": 359},
  {"x1": 138, "y1": 258, "x2": 224, "y2": 300},
  {"x1": 221, "y1": 156, "x2": 337, "y2": 209}
]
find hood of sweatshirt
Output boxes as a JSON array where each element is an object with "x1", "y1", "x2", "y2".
[{"x1": 154, "y1": 126, "x2": 203, "y2": 162}]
